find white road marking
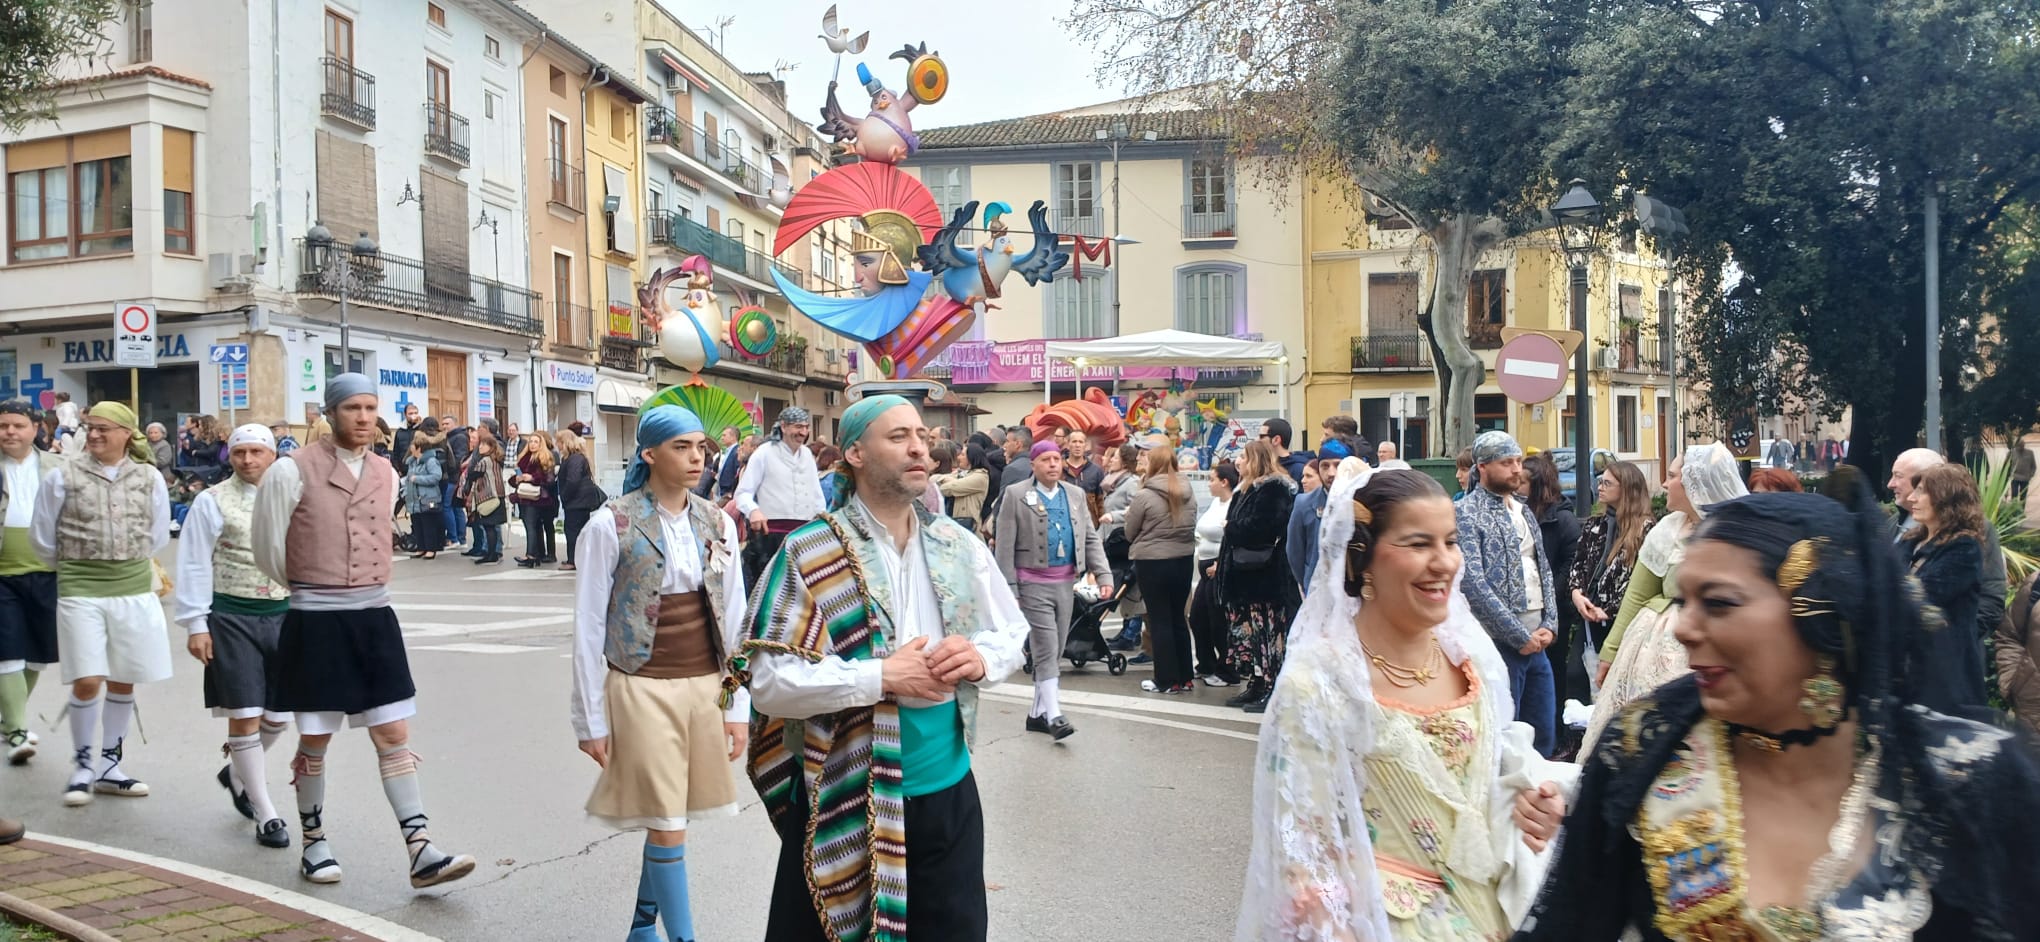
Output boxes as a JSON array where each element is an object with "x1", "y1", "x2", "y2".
[
  {"x1": 978, "y1": 688, "x2": 1258, "y2": 743},
  {"x1": 461, "y1": 569, "x2": 574, "y2": 582},
  {"x1": 22, "y1": 833, "x2": 442, "y2": 942},
  {"x1": 412, "y1": 642, "x2": 552, "y2": 655},
  {"x1": 401, "y1": 615, "x2": 570, "y2": 637},
  {"x1": 987, "y1": 682, "x2": 1260, "y2": 724}
]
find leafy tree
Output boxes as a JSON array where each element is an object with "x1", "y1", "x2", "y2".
[
  {"x1": 0, "y1": 0, "x2": 124, "y2": 132},
  {"x1": 1067, "y1": 0, "x2": 1593, "y2": 453},
  {"x1": 1559, "y1": 0, "x2": 2040, "y2": 481}
]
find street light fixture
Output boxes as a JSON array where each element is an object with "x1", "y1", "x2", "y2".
[
  {"x1": 1092, "y1": 119, "x2": 1156, "y2": 336},
  {"x1": 1551, "y1": 179, "x2": 1602, "y2": 515},
  {"x1": 306, "y1": 220, "x2": 380, "y2": 365}
]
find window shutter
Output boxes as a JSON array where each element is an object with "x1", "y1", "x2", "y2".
[
  {"x1": 604, "y1": 165, "x2": 633, "y2": 254},
  {"x1": 162, "y1": 128, "x2": 194, "y2": 193}
]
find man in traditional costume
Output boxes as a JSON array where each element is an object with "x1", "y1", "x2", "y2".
[
  {"x1": 1453, "y1": 430, "x2": 1558, "y2": 756},
  {"x1": 173, "y1": 424, "x2": 294, "y2": 848},
  {"x1": 250, "y1": 374, "x2": 474, "y2": 888},
  {"x1": 0, "y1": 399, "x2": 56, "y2": 766},
  {"x1": 743, "y1": 395, "x2": 1030, "y2": 942},
  {"x1": 31, "y1": 402, "x2": 171, "y2": 806},
  {"x1": 570, "y1": 405, "x2": 750, "y2": 942},
  {"x1": 734, "y1": 406, "x2": 825, "y2": 586},
  {"x1": 993, "y1": 439, "x2": 1112, "y2": 740}
]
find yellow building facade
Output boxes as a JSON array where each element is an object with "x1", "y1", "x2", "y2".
[{"x1": 1304, "y1": 185, "x2": 1677, "y2": 477}]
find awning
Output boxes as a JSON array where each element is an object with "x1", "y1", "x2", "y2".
[
  {"x1": 1041, "y1": 328, "x2": 1291, "y2": 419},
  {"x1": 596, "y1": 379, "x2": 651, "y2": 414}
]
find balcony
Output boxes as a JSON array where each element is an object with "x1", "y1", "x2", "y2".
[
  {"x1": 547, "y1": 159, "x2": 585, "y2": 214},
  {"x1": 601, "y1": 335, "x2": 651, "y2": 373},
  {"x1": 549, "y1": 301, "x2": 594, "y2": 351},
  {"x1": 1619, "y1": 330, "x2": 1671, "y2": 373},
  {"x1": 1351, "y1": 332, "x2": 1433, "y2": 372},
  {"x1": 320, "y1": 57, "x2": 376, "y2": 129},
  {"x1": 1469, "y1": 320, "x2": 1504, "y2": 349},
  {"x1": 1051, "y1": 210, "x2": 1102, "y2": 238},
  {"x1": 643, "y1": 105, "x2": 766, "y2": 195},
  {"x1": 1182, "y1": 203, "x2": 1237, "y2": 243},
  {"x1": 644, "y1": 211, "x2": 800, "y2": 287},
  {"x1": 423, "y1": 103, "x2": 470, "y2": 166},
  {"x1": 295, "y1": 239, "x2": 541, "y2": 334}
]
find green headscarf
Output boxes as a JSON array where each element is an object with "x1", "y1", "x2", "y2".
[
  {"x1": 87, "y1": 402, "x2": 156, "y2": 465},
  {"x1": 830, "y1": 394, "x2": 913, "y2": 510}
]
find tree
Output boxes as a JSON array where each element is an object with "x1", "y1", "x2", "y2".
[
  {"x1": 0, "y1": 0, "x2": 125, "y2": 132},
  {"x1": 1067, "y1": 0, "x2": 1591, "y2": 454},
  {"x1": 1558, "y1": 0, "x2": 2040, "y2": 482}
]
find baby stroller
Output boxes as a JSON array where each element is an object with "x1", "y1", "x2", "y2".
[{"x1": 1025, "y1": 530, "x2": 1134, "y2": 677}]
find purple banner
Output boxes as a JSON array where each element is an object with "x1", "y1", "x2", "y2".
[{"x1": 943, "y1": 339, "x2": 1180, "y2": 385}]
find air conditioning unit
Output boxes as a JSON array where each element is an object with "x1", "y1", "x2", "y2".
[
  {"x1": 665, "y1": 75, "x2": 688, "y2": 95},
  {"x1": 1595, "y1": 346, "x2": 1622, "y2": 369},
  {"x1": 822, "y1": 348, "x2": 838, "y2": 365},
  {"x1": 823, "y1": 390, "x2": 838, "y2": 407},
  {"x1": 762, "y1": 134, "x2": 778, "y2": 151}
]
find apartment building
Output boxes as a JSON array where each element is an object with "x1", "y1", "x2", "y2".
[
  {"x1": 1304, "y1": 186, "x2": 1677, "y2": 474},
  {"x1": 908, "y1": 98, "x2": 1306, "y2": 429},
  {"x1": 0, "y1": 0, "x2": 557, "y2": 436}
]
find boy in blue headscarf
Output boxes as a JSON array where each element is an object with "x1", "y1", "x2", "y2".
[{"x1": 570, "y1": 404, "x2": 749, "y2": 942}]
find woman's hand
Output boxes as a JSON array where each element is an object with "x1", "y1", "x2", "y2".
[
  {"x1": 1594, "y1": 660, "x2": 1611, "y2": 687},
  {"x1": 1513, "y1": 781, "x2": 1566, "y2": 852},
  {"x1": 1571, "y1": 589, "x2": 1607, "y2": 624},
  {"x1": 578, "y1": 737, "x2": 609, "y2": 768}
]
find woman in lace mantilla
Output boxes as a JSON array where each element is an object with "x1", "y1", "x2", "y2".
[
  {"x1": 1515, "y1": 489, "x2": 2040, "y2": 942},
  {"x1": 1237, "y1": 469, "x2": 1578, "y2": 942}
]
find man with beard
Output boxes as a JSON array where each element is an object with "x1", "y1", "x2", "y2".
[
  {"x1": 251, "y1": 374, "x2": 475, "y2": 887},
  {"x1": 994, "y1": 441, "x2": 1112, "y2": 740},
  {"x1": 744, "y1": 395, "x2": 1028, "y2": 942},
  {"x1": 173, "y1": 424, "x2": 294, "y2": 848},
  {"x1": 1453, "y1": 430, "x2": 1557, "y2": 755},
  {"x1": 0, "y1": 399, "x2": 56, "y2": 766},
  {"x1": 733, "y1": 406, "x2": 825, "y2": 586}
]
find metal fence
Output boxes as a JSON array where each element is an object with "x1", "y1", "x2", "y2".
[
  {"x1": 1182, "y1": 203, "x2": 1237, "y2": 239},
  {"x1": 320, "y1": 57, "x2": 376, "y2": 128},
  {"x1": 296, "y1": 239, "x2": 541, "y2": 334},
  {"x1": 1351, "y1": 332, "x2": 1433, "y2": 371},
  {"x1": 547, "y1": 159, "x2": 585, "y2": 213},
  {"x1": 423, "y1": 103, "x2": 470, "y2": 165}
]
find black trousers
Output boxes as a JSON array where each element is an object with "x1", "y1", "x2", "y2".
[
  {"x1": 764, "y1": 772, "x2": 987, "y2": 942},
  {"x1": 520, "y1": 502, "x2": 556, "y2": 560},
  {"x1": 562, "y1": 507, "x2": 592, "y2": 564},
  {"x1": 742, "y1": 530, "x2": 791, "y2": 592},
  {"x1": 1135, "y1": 556, "x2": 1195, "y2": 689},
  {"x1": 1187, "y1": 566, "x2": 1230, "y2": 679}
]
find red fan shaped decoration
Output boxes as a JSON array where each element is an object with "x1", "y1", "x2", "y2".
[{"x1": 773, "y1": 162, "x2": 944, "y2": 257}]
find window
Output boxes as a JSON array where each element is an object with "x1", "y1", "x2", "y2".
[
  {"x1": 163, "y1": 127, "x2": 193, "y2": 255},
  {"x1": 10, "y1": 167, "x2": 70, "y2": 261},
  {"x1": 1047, "y1": 271, "x2": 1111, "y2": 338},
  {"x1": 7, "y1": 130, "x2": 134, "y2": 262},
  {"x1": 726, "y1": 218, "x2": 744, "y2": 245},
  {"x1": 1187, "y1": 158, "x2": 1229, "y2": 214},
  {"x1": 324, "y1": 346, "x2": 368, "y2": 381},
  {"x1": 1468, "y1": 269, "x2": 1506, "y2": 326},
  {"x1": 162, "y1": 191, "x2": 191, "y2": 254},
  {"x1": 611, "y1": 105, "x2": 629, "y2": 143},
  {"x1": 427, "y1": 62, "x2": 450, "y2": 110},
  {"x1": 426, "y1": 3, "x2": 446, "y2": 28},
  {"x1": 1475, "y1": 394, "x2": 1509, "y2": 435},
  {"x1": 127, "y1": 1, "x2": 153, "y2": 63},
  {"x1": 703, "y1": 113, "x2": 720, "y2": 159},
  {"x1": 1617, "y1": 394, "x2": 1640, "y2": 453},
  {"x1": 324, "y1": 9, "x2": 352, "y2": 63},
  {"x1": 1367, "y1": 272, "x2": 1420, "y2": 333},
  {"x1": 484, "y1": 92, "x2": 496, "y2": 119},
  {"x1": 1054, "y1": 162, "x2": 1095, "y2": 225},
  {"x1": 1177, "y1": 264, "x2": 1242, "y2": 335},
  {"x1": 922, "y1": 165, "x2": 969, "y2": 221},
  {"x1": 484, "y1": 35, "x2": 501, "y2": 60},
  {"x1": 552, "y1": 253, "x2": 576, "y2": 345},
  {"x1": 815, "y1": 233, "x2": 838, "y2": 285},
  {"x1": 548, "y1": 66, "x2": 566, "y2": 97},
  {"x1": 1619, "y1": 283, "x2": 1643, "y2": 369}
]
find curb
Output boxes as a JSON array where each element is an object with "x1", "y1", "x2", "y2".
[{"x1": 0, "y1": 888, "x2": 120, "y2": 942}]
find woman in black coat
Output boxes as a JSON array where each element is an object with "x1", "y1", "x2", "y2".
[
  {"x1": 553, "y1": 429, "x2": 605, "y2": 572},
  {"x1": 1215, "y1": 442, "x2": 1300, "y2": 713},
  {"x1": 1524, "y1": 454, "x2": 1582, "y2": 709},
  {"x1": 1901, "y1": 464, "x2": 1990, "y2": 715}
]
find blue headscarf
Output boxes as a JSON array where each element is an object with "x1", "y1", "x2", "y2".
[
  {"x1": 623, "y1": 405, "x2": 705, "y2": 494},
  {"x1": 829, "y1": 394, "x2": 912, "y2": 509}
]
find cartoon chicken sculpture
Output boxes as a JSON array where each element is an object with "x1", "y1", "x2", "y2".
[
  {"x1": 818, "y1": 42, "x2": 948, "y2": 165},
  {"x1": 918, "y1": 200, "x2": 1070, "y2": 313},
  {"x1": 637, "y1": 255, "x2": 722, "y2": 379}
]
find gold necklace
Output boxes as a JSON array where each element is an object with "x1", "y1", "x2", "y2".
[{"x1": 1361, "y1": 635, "x2": 1443, "y2": 688}]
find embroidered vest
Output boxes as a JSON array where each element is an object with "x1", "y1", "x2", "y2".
[
  {"x1": 210, "y1": 479, "x2": 287, "y2": 601},
  {"x1": 284, "y1": 440, "x2": 394, "y2": 587},
  {"x1": 54, "y1": 459, "x2": 155, "y2": 561},
  {"x1": 602, "y1": 490, "x2": 733, "y2": 675}
]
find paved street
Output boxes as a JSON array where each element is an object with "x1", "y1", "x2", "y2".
[{"x1": 6, "y1": 533, "x2": 1260, "y2": 941}]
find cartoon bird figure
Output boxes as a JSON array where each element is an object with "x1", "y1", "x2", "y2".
[
  {"x1": 637, "y1": 255, "x2": 723, "y2": 378},
  {"x1": 818, "y1": 43, "x2": 947, "y2": 165},
  {"x1": 918, "y1": 200, "x2": 1069, "y2": 313},
  {"x1": 818, "y1": 4, "x2": 869, "y2": 56}
]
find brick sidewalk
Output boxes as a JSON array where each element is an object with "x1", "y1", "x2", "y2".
[{"x1": 0, "y1": 839, "x2": 387, "y2": 942}]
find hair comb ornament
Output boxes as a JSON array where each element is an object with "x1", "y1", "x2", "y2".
[{"x1": 1353, "y1": 502, "x2": 1374, "y2": 527}]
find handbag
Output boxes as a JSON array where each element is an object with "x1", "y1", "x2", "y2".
[
  {"x1": 1229, "y1": 544, "x2": 1278, "y2": 570},
  {"x1": 475, "y1": 496, "x2": 502, "y2": 517},
  {"x1": 516, "y1": 482, "x2": 542, "y2": 500}
]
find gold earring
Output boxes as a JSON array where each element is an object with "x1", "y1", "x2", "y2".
[
  {"x1": 1360, "y1": 573, "x2": 1376, "y2": 602},
  {"x1": 1798, "y1": 654, "x2": 1845, "y2": 729}
]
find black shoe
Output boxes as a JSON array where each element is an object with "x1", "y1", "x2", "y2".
[
  {"x1": 516, "y1": 558, "x2": 538, "y2": 568},
  {"x1": 1225, "y1": 683, "x2": 1264, "y2": 708},
  {"x1": 538, "y1": 555, "x2": 558, "y2": 564},
  {"x1": 1025, "y1": 715, "x2": 1052, "y2": 735},
  {"x1": 256, "y1": 818, "x2": 291, "y2": 848},
  {"x1": 218, "y1": 766, "x2": 255, "y2": 820},
  {"x1": 1046, "y1": 716, "x2": 1076, "y2": 740},
  {"x1": 1242, "y1": 696, "x2": 1270, "y2": 714}
]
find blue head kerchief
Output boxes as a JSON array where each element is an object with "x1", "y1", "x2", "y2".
[
  {"x1": 323, "y1": 372, "x2": 376, "y2": 414},
  {"x1": 830, "y1": 394, "x2": 912, "y2": 509},
  {"x1": 624, "y1": 405, "x2": 705, "y2": 494}
]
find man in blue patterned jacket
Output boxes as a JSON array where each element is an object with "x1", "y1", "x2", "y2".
[{"x1": 1453, "y1": 430, "x2": 1557, "y2": 756}]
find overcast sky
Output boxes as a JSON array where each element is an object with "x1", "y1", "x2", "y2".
[{"x1": 651, "y1": 0, "x2": 1126, "y2": 128}]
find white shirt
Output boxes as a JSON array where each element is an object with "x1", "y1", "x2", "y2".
[
  {"x1": 1194, "y1": 495, "x2": 1230, "y2": 562},
  {"x1": 747, "y1": 497, "x2": 1030, "y2": 720},
  {"x1": 172, "y1": 479, "x2": 263, "y2": 637},
  {"x1": 3, "y1": 450, "x2": 44, "y2": 529},
  {"x1": 1506, "y1": 494, "x2": 1543, "y2": 612},
  {"x1": 570, "y1": 497, "x2": 751, "y2": 741},
  {"x1": 30, "y1": 458, "x2": 171, "y2": 567},
  {"x1": 733, "y1": 440, "x2": 825, "y2": 520},
  {"x1": 249, "y1": 443, "x2": 401, "y2": 610}
]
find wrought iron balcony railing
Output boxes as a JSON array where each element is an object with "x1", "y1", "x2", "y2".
[
  {"x1": 1351, "y1": 332, "x2": 1433, "y2": 371},
  {"x1": 547, "y1": 159, "x2": 585, "y2": 213},
  {"x1": 1182, "y1": 203, "x2": 1237, "y2": 240},
  {"x1": 550, "y1": 302, "x2": 594, "y2": 350},
  {"x1": 642, "y1": 106, "x2": 766, "y2": 194},
  {"x1": 644, "y1": 211, "x2": 799, "y2": 287},
  {"x1": 423, "y1": 103, "x2": 470, "y2": 166},
  {"x1": 320, "y1": 57, "x2": 376, "y2": 129},
  {"x1": 296, "y1": 239, "x2": 540, "y2": 334}
]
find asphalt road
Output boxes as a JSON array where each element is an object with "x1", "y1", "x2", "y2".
[{"x1": 7, "y1": 534, "x2": 1263, "y2": 941}]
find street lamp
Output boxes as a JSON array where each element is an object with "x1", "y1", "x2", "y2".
[
  {"x1": 1093, "y1": 120, "x2": 1157, "y2": 336},
  {"x1": 1552, "y1": 179, "x2": 1602, "y2": 516},
  {"x1": 473, "y1": 209, "x2": 501, "y2": 282},
  {"x1": 306, "y1": 220, "x2": 380, "y2": 365}
]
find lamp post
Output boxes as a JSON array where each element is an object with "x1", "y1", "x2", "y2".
[
  {"x1": 473, "y1": 208, "x2": 501, "y2": 282},
  {"x1": 1093, "y1": 120, "x2": 1157, "y2": 336},
  {"x1": 305, "y1": 221, "x2": 380, "y2": 365},
  {"x1": 1552, "y1": 179, "x2": 1602, "y2": 516}
]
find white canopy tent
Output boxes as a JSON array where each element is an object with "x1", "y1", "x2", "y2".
[{"x1": 1041, "y1": 329, "x2": 1291, "y2": 418}]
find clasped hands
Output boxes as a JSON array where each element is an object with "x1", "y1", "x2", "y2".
[
  {"x1": 881, "y1": 635, "x2": 985, "y2": 701},
  {"x1": 1512, "y1": 781, "x2": 1566, "y2": 852}
]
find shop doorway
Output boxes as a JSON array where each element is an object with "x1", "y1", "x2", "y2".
[
  {"x1": 426, "y1": 350, "x2": 468, "y2": 424},
  {"x1": 86, "y1": 364, "x2": 200, "y2": 433},
  {"x1": 491, "y1": 378, "x2": 510, "y2": 430}
]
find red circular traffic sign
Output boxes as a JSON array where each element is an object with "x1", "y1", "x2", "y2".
[
  {"x1": 1495, "y1": 333, "x2": 1569, "y2": 403},
  {"x1": 119, "y1": 305, "x2": 151, "y2": 333}
]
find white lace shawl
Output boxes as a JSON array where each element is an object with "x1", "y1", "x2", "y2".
[
  {"x1": 1236, "y1": 470, "x2": 1578, "y2": 941},
  {"x1": 1636, "y1": 511, "x2": 1692, "y2": 579}
]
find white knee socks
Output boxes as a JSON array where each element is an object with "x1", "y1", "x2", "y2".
[
  {"x1": 98, "y1": 691, "x2": 135, "y2": 780},
  {"x1": 66, "y1": 694, "x2": 100, "y2": 786},
  {"x1": 293, "y1": 744, "x2": 338, "y2": 874},
  {"x1": 378, "y1": 745, "x2": 453, "y2": 876},
  {"x1": 227, "y1": 733, "x2": 280, "y2": 822},
  {"x1": 1032, "y1": 677, "x2": 1061, "y2": 719}
]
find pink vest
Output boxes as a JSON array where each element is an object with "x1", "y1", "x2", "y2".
[{"x1": 284, "y1": 440, "x2": 393, "y2": 587}]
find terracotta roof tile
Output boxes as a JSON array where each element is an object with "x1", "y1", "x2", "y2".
[
  {"x1": 49, "y1": 66, "x2": 212, "y2": 92},
  {"x1": 918, "y1": 108, "x2": 1229, "y2": 150}
]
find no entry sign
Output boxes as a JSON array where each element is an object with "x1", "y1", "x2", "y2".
[
  {"x1": 1495, "y1": 333, "x2": 1568, "y2": 404},
  {"x1": 114, "y1": 303, "x2": 157, "y2": 368}
]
